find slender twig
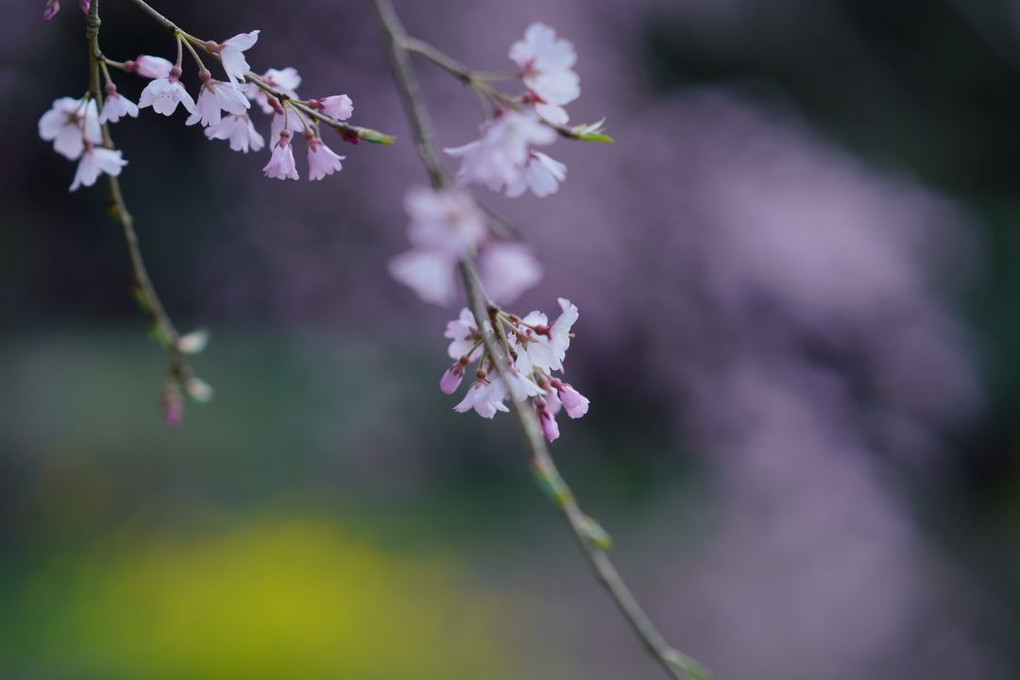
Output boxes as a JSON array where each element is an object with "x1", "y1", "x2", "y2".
[
  {"x1": 85, "y1": 0, "x2": 192, "y2": 387},
  {"x1": 121, "y1": 0, "x2": 396, "y2": 145},
  {"x1": 370, "y1": 1, "x2": 705, "y2": 677}
]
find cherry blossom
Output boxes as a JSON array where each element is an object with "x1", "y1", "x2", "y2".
[
  {"x1": 314, "y1": 94, "x2": 354, "y2": 121},
  {"x1": 445, "y1": 110, "x2": 557, "y2": 196},
  {"x1": 389, "y1": 250, "x2": 459, "y2": 306},
  {"x1": 217, "y1": 30, "x2": 260, "y2": 83},
  {"x1": 186, "y1": 75, "x2": 250, "y2": 127},
  {"x1": 248, "y1": 67, "x2": 301, "y2": 114},
  {"x1": 439, "y1": 301, "x2": 589, "y2": 440},
  {"x1": 270, "y1": 109, "x2": 305, "y2": 147},
  {"x1": 505, "y1": 151, "x2": 567, "y2": 198},
  {"x1": 454, "y1": 375, "x2": 510, "y2": 419},
  {"x1": 445, "y1": 308, "x2": 482, "y2": 360},
  {"x1": 128, "y1": 55, "x2": 173, "y2": 79},
  {"x1": 551, "y1": 378, "x2": 589, "y2": 418},
  {"x1": 306, "y1": 136, "x2": 345, "y2": 180},
  {"x1": 38, "y1": 96, "x2": 101, "y2": 160},
  {"x1": 476, "y1": 242, "x2": 543, "y2": 304},
  {"x1": 99, "y1": 85, "x2": 139, "y2": 124},
  {"x1": 70, "y1": 143, "x2": 127, "y2": 191},
  {"x1": 389, "y1": 187, "x2": 489, "y2": 305},
  {"x1": 138, "y1": 67, "x2": 195, "y2": 117},
  {"x1": 518, "y1": 297, "x2": 578, "y2": 372},
  {"x1": 204, "y1": 114, "x2": 265, "y2": 153},
  {"x1": 263, "y1": 129, "x2": 298, "y2": 180},
  {"x1": 509, "y1": 23, "x2": 580, "y2": 110}
]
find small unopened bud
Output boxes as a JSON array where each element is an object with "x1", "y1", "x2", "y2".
[
  {"x1": 185, "y1": 377, "x2": 214, "y2": 403},
  {"x1": 44, "y1": 0, "x2": 61, "y2": 21},
  {"x1": 160, "y1": 383, "x2": 184, "y2": 428},
  {"x1": 440, "y1": 363, "x2": 465, "y2": 395},
  {"x1": 176, "y1": 329, "x2": 209, "y2": 355},
  {"x1": 537, "y1": 402, "x2": 559, "y2": 442},
  {"x1": 475, "y1": 368, "x2": 487, "y2": 381},
  {"x1": 78, "y1": 0, "x2": 90, "y2": 14}
]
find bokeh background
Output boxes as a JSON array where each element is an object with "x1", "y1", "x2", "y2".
[{"x1": 3, "y1": 0, "x2": 1020, "y2": 677}]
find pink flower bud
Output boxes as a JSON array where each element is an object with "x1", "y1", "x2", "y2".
[
  {"x1": 539, "y1": 405, "x2": 560, "y2": 442},
  {"x1": 79, "y1": 0, "x2": 90, "y2": 14},
  {"x1": 440, "y1": 362, "x2": 465, "y2": 395},
  {"x1": 43, "y1": 0, "x2": 60, "y2": 21},
  {"x1": 160, "y1": 384, "x2": 184, "y2": 428}
]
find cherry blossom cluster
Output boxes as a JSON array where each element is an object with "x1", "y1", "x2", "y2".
[
  {"x1": 389, "y1": 186, "x2": 543, "y2": 306},
  {"x1": 39, "y1": 21, "x2": 359, "y2": 189},
  {"x1": 445, "y1": 23, "x2": 585, "y2": 198},
  {"x1": 441, "y1": 300, "x2": 589, "y2": 442}
]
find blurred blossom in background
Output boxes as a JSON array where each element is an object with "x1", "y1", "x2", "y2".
[{"x1": 2, "y1": 0, "x2": 1019, "y2": 678}]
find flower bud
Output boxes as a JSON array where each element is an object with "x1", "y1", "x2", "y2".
[
  {"x1": 440, "y1": 363, "x2": 464, "y2": 395},
  {"x1": 176, "y1": 329, "x2": 209, "y2": 355},
  {"x1": 160, "y1": 383, "x2": 184, "y2": 428},
  {"x1": 185, "y1": 377, "x2": 214, "y2": 403}
]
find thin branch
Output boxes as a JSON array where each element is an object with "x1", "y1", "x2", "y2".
[
  {"x1": 121, "y1": 0, "x2": 396, "y2": 145},
  {"x1": 86, "y1": 0, "x2": 193, "y2": 387},
  {"x1": 370, "y1": 1, "x2": 705, "y2": 677}
]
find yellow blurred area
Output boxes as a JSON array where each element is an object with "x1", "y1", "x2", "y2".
[{"x1": 8, "y1": 516, "x2": 518, "y2": 680}]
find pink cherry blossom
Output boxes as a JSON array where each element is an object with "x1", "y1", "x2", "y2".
[
  {"x1": 519, "y1": 298, "x2": 578, "y2": 372},
  {"x1": 454, "y1": 377, "x2": 510, "y2": 419},
  {"x1": 551, "y1": 379, "x2": 589, "y2": 418},
  {"x1": 315, "y1": 94, "x2": 353, "y2": 121},
  {"x1": 129, "y1": 55, "x2": 173, "y2": 79},
  {"x1": 204, "y1": 114, "x2": 265, "y2": 153},
  {"x1": 218, "y1": 30, "x2": 259, "y2": 83},
  {"x1": 306, "y1": 137, "x2": 345, "y2": 180},
  {"x1": 99, "y1": 86, "x2": 139, "y2": 124},
  {"x1": 388, "y1": 249, "x2": 459, "y2": 306},
  {"x1": 38, "y1": 97, "x2": 101, "y2": 160},
  {"x1": 138, "y1": 68, "x2": 195, "y2": 117},
  {"x1": 445, "y1": 110, "x2": 557, "y2": 196},
  {"x1": 445, "y1": 308, "x2": 482, "y2": 360},
  {"x1": 406, "y1": 186, "x2": 487, "y2": 255},
  {"x1": 477, "y1": 242, "x2": 543, "y2": 304},
  {"x1": 509, "y1": 23, "x2": 580, "y2": 107},
  {"x1": 505, "y1": 151, "x2": 566, "y2": 198},
  {"x1": 270, "y1": 110, "x2": 305, "y2": 146},
  {"x1": 248, "y1": 67, "x2": 301, "y2": 114},
  {"x1": 69, "y1": 144, "x2": 127, "y2": 191},
  {"x1": 186, "y1": 77, "x2": 249, "y2": 127},
  {"x1": 262, "y1": 129, "x2": 298, "y2": 180}
]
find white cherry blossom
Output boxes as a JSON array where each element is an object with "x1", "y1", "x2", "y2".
[
  {"x1": 262, "y1": 129, "x2": 298, "y2": 180},
  {"x1": 99, "y1": 87, "x2": 139, "y2": 124},
  {"x1": 38, "y1": 97, "x2": 101, "y2": 160},
  {"x1": 138, "y1": 68, "x2": 195, "y2": 117},
  {"x1": 218, "y1": 30, "x2": 259, "y2": 83},
  {"x1": 388, "y1": 249, "x2": 459, "y2": 306},
  {"x1": 306, "y1": 137, "x2": 345, "y2": 180},
  {"x1": 248, "y1": 67, "x2": 301, "y2": 114},
  {"x1": 509, "y1": 23, "x2": 580, "y2": 107},
  {"x1": 186, "y1": 77, "x2": 249, "y2": 127},
  {"x1": 129, "y1": 55, "x2": 173, "y2": 79},
  {"x1": 315, "y1": 94, "x2": 353, "y2": 120},
  {"x1": 505, "y1": 151, "x2": 566, "y2": 198},
  {"x1": 445, "y1": 110, "x2": 557, "y2": 196},
  {"x1": 204, "y1": 114, "x2": 265, "y2": 153},
  {"x1": 70, "y1": 144, "x2": 127, "y2": 191},
  {"x1": 477, "y1": 242, "x2": 543, "y2": 304},
  {"x1": 454, "y1": 377, "x2": 510, "y2": 419}
]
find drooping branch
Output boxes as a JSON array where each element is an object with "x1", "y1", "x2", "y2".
[
  {"x1": 85, "y1": 0, "x2": 194, "y2": 392},
  {"x1": 370, "y1": 1, "x2": 705, "y2": 677},
  {"x1": 122, "y1": 0, "x2": 395, "y2": 145}
]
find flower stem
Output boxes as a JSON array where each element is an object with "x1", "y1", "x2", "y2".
[
  {"x1": 85, "y1": 0, "x2": 194, "y2": 388},
  {"x1": 370, "y1": 1, "x2": 705, "y2": 677}
]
